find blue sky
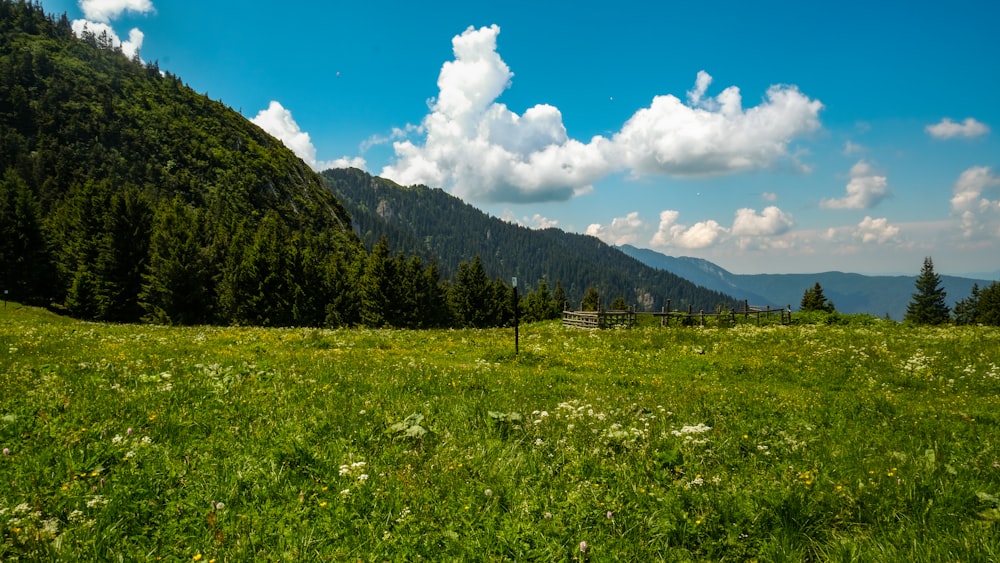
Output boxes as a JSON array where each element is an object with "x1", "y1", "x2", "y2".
[{"x1": 47, "y1": 0, "x2": 1000, "y2": 277}]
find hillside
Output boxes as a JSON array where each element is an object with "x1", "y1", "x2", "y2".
[
  {"x1": 618, "y1": 244, "x2": 990, "y2": 320},
  {"x1": 322, "y1": 168, "x2": 739, "y2": 312},
  {"x1": 0, "y1": 1, "x2": 362, "y2": 325}
]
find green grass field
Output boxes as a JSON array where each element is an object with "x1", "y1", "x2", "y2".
[{"x1": 2, "y1": 304, "x2": 1000, "y2": 561}]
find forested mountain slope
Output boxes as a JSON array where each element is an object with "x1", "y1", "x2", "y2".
[
  {"x1": 0, "y1": 1, "x2": 362, "y2": 325},
  {"x1": 322, "y1": 168, "x2": 739, "y2": 311}
]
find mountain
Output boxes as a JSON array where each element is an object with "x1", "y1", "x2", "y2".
[
  {"x1": 1, "y1": 1, "x2": 361, "y2": 325},
  {"x1": 618, "y1": 244, "x2": 991, "y2": 320},
  {"x1": 322, "y1": 168, "x2": 739, "y2": 312}
]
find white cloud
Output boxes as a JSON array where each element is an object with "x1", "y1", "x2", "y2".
[
  {"x1": 926, "y1": 117, "x2": 990, "y2": 140},
  {"x1": 731, "y1": 206, "x2": 795, "y2": 237},
  {"x1": 251, "y1": 101, "x2": 366, "y2": 172},
  {"x1": 855, "y1": 216, "x2": 900, "y2": 244},
  {"x1": 612, "y1": 73, "x2": 823, "y2": 177},
  {"x1": 586, "y1": 211, "x2": 645, "y2": 245},
  {"x1": 381, "y1": 25, "x2": 823, "y2": 204},
  {"x1": 650, "y1": 210, "x2": 727, "y2": 250},
  {"x1": 843, "y1": 140, "x2": 864, "y2": 155},
  {"x1": 950, "y1": 166, "x2": 1000, "y2": 239},
  {"x1": 820, "y1": 160, "x2": 890, "y2": 210},
  {"x1": 762, "y1": 192, "x2": 778, "y2": 202},
  {"x1": 525, "y1": 213, "x2": 559, "y2": 229},
  {"x1": 79, "y1": 0, "x2": 154, "y2": 23},
  {"x1": 500, "y1": 210, "x2": 559, "y2": 229},
  {"x1": 71, "y1": 20, "x2": 144, "y2": 59}
]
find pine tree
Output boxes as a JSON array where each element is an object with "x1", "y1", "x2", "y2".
[
  {"x1": 953, "y1": 283, "x2": 980, "y2": 325},
  {"x1": 800, "y1": 282, "x2": 835, "y2": 313},
  {"x1": 451, "y1": 255, "x2": 495, "y2": 328},
  {"x1": 976, "y1": 282, "x2": 1000, "y2": 326},
  {"x1": 581, "y1": 287, "x2": 601, "y2": 311},
  {"x1": 139, "y1": 198, "x2": 213, "y2": 325},
  {"x1": 0, "y1": 170, "x2": 54, "y2": 305},
  {"x1": 551, "y1": 281, "x2": 567, "y2": 317},
  {"x1": 904, "y1": 257, "x2": 950, "y2": 324},
  {"x1": 94, "y1": 186, "x2": 152, "y2": 321},
  {"x1": 359, "y1": 236, "x2": 392, "y2": 327}
]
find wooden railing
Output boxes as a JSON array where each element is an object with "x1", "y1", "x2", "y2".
[{"x1": 562, "y1": 300, "x2": 790, "y2": 329}]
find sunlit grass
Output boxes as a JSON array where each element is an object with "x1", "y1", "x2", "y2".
[{"x1": 2, "y1": 304, "x2": 999, "y2": 560}]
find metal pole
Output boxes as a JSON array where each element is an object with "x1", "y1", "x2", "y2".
[{"x1": 512, "y1": 278, "x2": 519, "y2": 356}]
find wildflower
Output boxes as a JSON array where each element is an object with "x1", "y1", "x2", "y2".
[
  {"x1": 2, "y1": 447, "x2": 8, "y2": 455},
  {"x1": 126, "y1": 427, "x2": 133, "y2": 436},
  {"x1": 193, "y1": 555, "x2": 202, "y2": 561},
  {"x1": 579, "y1": 541, "x2": 588, "y2": 553},
  {"x1": 606, "y1": 511, "x2": 613, "y2": 520},
  {"x1": 484, "y1": 489, "x2": 493, "y2": 497},
  {"x1": 543, "y1": 511, "x2": 552, "y2": 519}
]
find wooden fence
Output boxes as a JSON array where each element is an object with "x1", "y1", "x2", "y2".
[
  {"x1": 561, "y1": 309, "x2": 637, "y2": 329},
  {"x1": 562, "y1": 300, "x2": 790, "y2": 330}
]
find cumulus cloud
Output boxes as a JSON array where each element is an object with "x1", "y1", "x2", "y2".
[
  {"x1": 926, "y1": 117, "x2": 990, "y2": 140},
  {"x1": 79, "y1": 0, "x2": 154, "y2": 23},
  {"x1": 731, "y1": 206, "x2": 795, "y2": 237},
  {"x1": 71, "y1": 20, "x2": 144, "y2": 59},
  {"x1": 612, "y1": 73, "x2": 823, "y2": 177},
  {"x1": 586, "y1": 212, "x2": 646, "y2": 245},
  {"x1": 950, "y1": 166, "x2": 1000, "y2": 239},
  {"x1": 502, "y1": 211, "x2": 560, "y2": 229},
  {"x1": 251, "y1": 101, "x2": 367, "y2": 172},
  {"x1": 855, "y1": 216, "x2": 900, "y2": 244},
  {"x1": 649, "y1": 210, "x2": 728, "y2": 250},
  {"x1": 820, "y1": 160, "x2": 889, "y2": 210},
  {"x1": 381, "y1": 25, "x2": 823, "y2": 203}
]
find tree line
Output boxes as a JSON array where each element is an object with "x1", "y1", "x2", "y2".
[{"x1": 799, "y1": 257, "x2": 1000, "y2": 325}]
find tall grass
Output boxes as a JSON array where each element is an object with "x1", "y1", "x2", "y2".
[{"x1": 2, "y1": 304, "x2": 999, "y2": 560}]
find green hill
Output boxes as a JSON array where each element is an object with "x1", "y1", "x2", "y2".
[
  {"x1": 0, "y1": 0, "x2": 362, "y2": 325},
  {"x1": 322, "y1": 168, "x2": 738, "y2": 312}
]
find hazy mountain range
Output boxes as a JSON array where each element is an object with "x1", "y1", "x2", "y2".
[{"x1": 617, "y1": 245, "x2": 994, "y2": 320}]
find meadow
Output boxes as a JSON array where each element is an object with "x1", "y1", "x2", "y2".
[{"x1": 2, "y1": 304, "x2": 1000, "y2": 561}]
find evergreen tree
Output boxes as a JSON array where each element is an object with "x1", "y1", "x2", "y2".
[
  {"x1": 551, "y1": 281, "x2": 568, "y2": 316},
  {"x1": 94, "y1": 186, "x2": 152, "y2": 321},
  {"x1": 611, "y1": 296, "x2": 628, "y2": 310},
  {"x1": 800, "y1": 282, "x2": 835, "y2": 313},
  {"x1": 139, "y1": 198, "x2": 214, "y2": 325},
  {"x1": 975, "y1": 282, "x2": 1000, "y2": 326},
  {"x1": 953, "y1": 283, "x2": 980, "y2": 325},
  {"x1": 359, "y1": 236, "x2": 392, "y2": 327},
  {"x1": 0, "y1": 169, "x2": 54, "y2": 305},
  {"x1": 581, "y1": 287, "x2": 601, "y2": 311},
  {"x1": 523, "y1": 278, "x2": 555, "y2": 322},
  {"x1": 904, "y1": 257, "x2": 950, "y2": 324},
  {"x1": 451, "y1": 255, "x2": 496, "y2": 328}
]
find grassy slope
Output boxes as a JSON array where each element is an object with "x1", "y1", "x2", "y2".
[{"x1": 2, "y1": 305, "x2": 999, "y2": 560}]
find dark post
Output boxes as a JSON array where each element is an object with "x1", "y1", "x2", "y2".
[{"x1": 512, "y1": 277, "x2": 519, "y2": 356}]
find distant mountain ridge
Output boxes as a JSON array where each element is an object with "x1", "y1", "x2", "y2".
[
  {"x1": 618, "y1": 244, "x2": 992, "y2": 320},
  {"x1": 322, "y1": 168, "x2": 739, "y2": 312}
]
